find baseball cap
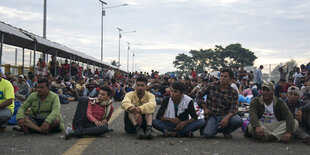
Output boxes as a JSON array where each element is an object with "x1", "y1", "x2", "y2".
[
  {"x1": 18, "y1": 75, "x2": 24, "y2": 78},
  {"x1": 288, "y1": 86, "x2": 300, "y2": 95},
  {"x1": 262, "y1": 81, "x2": 275, "y2": 91}
]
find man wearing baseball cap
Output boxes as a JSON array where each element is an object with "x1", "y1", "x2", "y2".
[
  {"x1": 247, "y1": 81, "x2": 298, "y2": 143},
  {"x1": 0, "y1": 67, "x2": 15, "y2": 132},
  {"x1": 285, "y1": 86, "x2": 310, "y2": 145}
]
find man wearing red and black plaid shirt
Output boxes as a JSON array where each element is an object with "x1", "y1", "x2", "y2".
[{"x1": 198, "y1": 68, "x2": 243, "y2": 138}]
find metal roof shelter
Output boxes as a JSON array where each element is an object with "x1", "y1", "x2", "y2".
[{"x1": 0, "y1": 21, "x2": 126, "y2": 73}]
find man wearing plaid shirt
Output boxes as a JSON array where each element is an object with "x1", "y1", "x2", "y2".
[{"x1": 198, "y1": 68, "x2": 244, "y2": 138}]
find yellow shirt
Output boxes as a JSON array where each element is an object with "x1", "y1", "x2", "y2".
[
  {"x1": 121, "y1": 91, "x2": 156, "y2": 114},
  {"x1": 0, "y1": 78, "x2": 15, "y2": 114},
  {"x1": 76, "y1": 83, "x2": 85, "y2": 90}
]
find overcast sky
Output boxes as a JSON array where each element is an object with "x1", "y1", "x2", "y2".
[{"x1": 1, "y1": 0, "x2": 310, "y2": 73}]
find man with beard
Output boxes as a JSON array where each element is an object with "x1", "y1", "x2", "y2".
[
  {"x1": 121, "y1": 76, "x2": 156, "y2": 139},
  {"x1": 16, "y1": 78, "x2": 64, "y2": 134}
]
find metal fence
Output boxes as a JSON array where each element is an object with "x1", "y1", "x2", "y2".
[{"x1": 245, "y1": 60, "x2": 309, "y2": 82}]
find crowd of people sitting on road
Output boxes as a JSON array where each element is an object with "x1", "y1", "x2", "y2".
[{"x1": 1, "y1": 59, "x2": 310, "y2": 145}]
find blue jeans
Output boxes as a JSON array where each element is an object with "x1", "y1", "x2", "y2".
[
  {"x1": 83, "y1": 88, "x2": 97, "y2": 97},
  {"x1": 202, "y1": 115, "x2": 243, "y2": 138},
  {"x1": 152, "y1": 119, "x2": 206, "y2": 137}
]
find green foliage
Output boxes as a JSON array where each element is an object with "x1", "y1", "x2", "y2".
[
  {"x1": 173, "y1": 43, "x2": 257, "y2": 73},
  {"x1": 111, "y1": 60, "x2": 120, "y2": 67}
]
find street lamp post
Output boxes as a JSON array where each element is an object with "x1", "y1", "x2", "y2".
[
  {"x1": 132, "y1": 50, "x2": 135, "y2": 73},
  {"x1": 117, "y1": 27, "x2": 123, "y2": 66},
  {"x1": 127, "y1": 42, "x2": 130, "y2": 72},
  {"x1": 99, "y1": 2, "x2": 128, "y2": 62},
  {"x1": 42, "y1": 0, "x2": 47, "y2": 62},
  {"x1": 117, "y1": 29, "x2": 135, "y2": 68},
  {"x1": 99, "y1": 0, "x2": 107, "y2": 62}
]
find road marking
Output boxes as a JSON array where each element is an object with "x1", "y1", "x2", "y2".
[{"x1": 63, "y1": 106, "x2": 123, "y2": 155}]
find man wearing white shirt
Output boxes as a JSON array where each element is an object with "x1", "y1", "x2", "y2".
[{"x1": 246, "y1": 81, "x2": 298, "y2": 143}]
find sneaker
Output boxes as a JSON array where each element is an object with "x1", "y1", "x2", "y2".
[
  {"x1": 12, "y1": 126, "x2": 22, "y2": 132},
  {"x1": 65, "y1": 127, "x2": 74, "y2": 140},
  {"x1": 145, "y1": 126, "x2": 156, "y2": 139},
  {"x1": 135, "y1": 126, "x2": 145, "y2": 139},
  {"x1": 223, "y1": 132, "x2": 232, "y2": 139}
]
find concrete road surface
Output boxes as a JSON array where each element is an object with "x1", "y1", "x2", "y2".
[{"x1": 1, "y1": 101, "x2": 309, "y2": 155}]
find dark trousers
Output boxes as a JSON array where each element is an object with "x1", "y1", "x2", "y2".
[
  {"x1": 72, "y1": 96, "x2": 109, "y2": 137},
  {"x1": 301, "y1": 111, "x2": 310, "y2": 133},
  {"x1": 124, "y1": 111, "x2": 147, "y2": 133}
]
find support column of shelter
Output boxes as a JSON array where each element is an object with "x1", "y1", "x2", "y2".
[
  {"x1": 69, "y1": 55, "x2": 72, "y2": 78},
  {"x1": 33, "y1": 44, "x2": 36, "y2": 74},
  {"x1": 22, "y1": 48, "x2": 25, "y2": 74},
  {"x1": 55, "y1": 50, "x2": 58, "y2": 77},
  {"x1": 0, "y1": 33, "x2": 4, "y2": 67}
]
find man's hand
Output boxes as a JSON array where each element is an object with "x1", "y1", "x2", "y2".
[
  {"x1": 170, "y1": 118, "x2": 180, "y2": 125},
  {"x1": 175, "y1": 121, "x2": 186, "y2": 130},
  {"x1": 296, "y1": 110, "x2": 303, "y2": 122},
  {"x1": 95, "y1": 121, "x2": 104, "y2": 127},
  {"x1": 203, "y1": 108, "x2": 210, "y2": 115},
  {"x1": 134, "y1": 107, "x2": 141, "y2": 114},
  {"x1": 255, "y1": 126, "x2": 265, "y2": 139},
  {"x1": 135, "y1": 113, "x2": 142, "y2": 125},
  {"x1": 219, "y1": 117, "x2": 229, "y2": 129},
  {"x1": 101, "y1": 119, "x2": 108, "y2": 125},
  {"x1": 40, "y1": 122, "x2": 50, "y2": 134},
  {"x1": 128, "y1": 106, "x2": 141, "y2": 114},
  {"x1": 282, "y1": 133, "x2": 291, "y2": 143},
  {"x1": 17, "y1": 119, "x2": 25, "y2": 127}
]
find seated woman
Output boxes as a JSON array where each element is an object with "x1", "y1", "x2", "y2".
[{"x1": 65, "y1": 86, "x2": 114, "y2": 139}]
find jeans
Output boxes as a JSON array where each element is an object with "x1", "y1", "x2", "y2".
[
  {"x1": 202, "y1": 115, "x2": 244, "y2": 138},
  {"x1": 152, "y1": 119, "x2": 206, "y2": 137},
  {"x1": 83, "y1": 88, "x2": 97, "y2": 97},
  {"x1": 0, "y1": 108, "x2": 12, "y2": 128}
]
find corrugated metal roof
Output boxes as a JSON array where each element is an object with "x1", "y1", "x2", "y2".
[{"x1": 0, "y1": 21, "x2": 127, "y2": 73}]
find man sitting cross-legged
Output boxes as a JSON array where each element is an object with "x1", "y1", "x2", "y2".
[
  {"x1": 16, "y1": 78, "x2": 64, "y2": 134},
  {"x1": 246, "y1": 81, "x2": 298, "y2": 143},
  {"x1": 152, "y1": 81, "x2": 206, "y2": 137},
  {"x1": 65, "y1": 86, "x2": 114, "y2": 140},
  {"x1": 121, "y1": 76, "x2": 156, "y2": 139},
  {"x1": 285, "y1": 86, "x2": 310, "y2": 145}
]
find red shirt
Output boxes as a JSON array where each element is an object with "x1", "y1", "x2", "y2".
[
  {"x1": 62, "y1": 64, "x2": 70, "y2": 73},
  {"x1": 87, "y1": 101, "x2": 114, "y2": 123},
  {"x1": 192, "y1": 71, "x2": 197, "y2": 78}
]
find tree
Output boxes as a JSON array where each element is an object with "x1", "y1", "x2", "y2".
[
  {"x1": 173, "y1": 43, "x2": 257, "y2": 73},
  {"x1": 111, "y1": 60, "x2": 120, "y2": 67}
]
